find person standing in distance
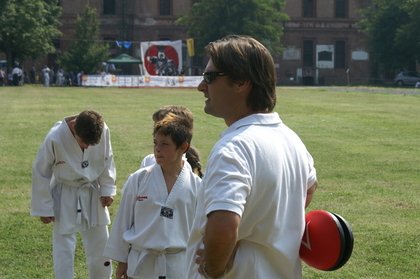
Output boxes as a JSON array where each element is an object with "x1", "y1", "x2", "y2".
[
  {"x1": 186, "y1": 35, "x2": 318, "y2": 279},
  {"x1": 31, "y1": 110, "x2": 116, "y2": 279}
]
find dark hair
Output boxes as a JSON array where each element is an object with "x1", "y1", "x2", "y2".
[
  {"x1": 186, "y1": 145, "x2": 203, "y2": 178},
  {"x1": 152, "y1": 105, "x2": 193, "y2": 131},
  {"x1": 74, "y1": 110, "x2": 104, "y2": 145},
  {"x1": 205, "y1": 35, "x2": 276, "y2": 112},
  {"x1": 153, "y1": 113, "x2": 193, "y2": 148}
]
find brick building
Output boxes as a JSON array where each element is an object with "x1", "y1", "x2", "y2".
[
  {"x1": 280, "y1": 0, "x2": 372, "y2": 85},
  {"x1": 54, "y1": 0, "x2": 191, "y2": 67},
  {"x1": 54, "y1": 0, "x2": 371, "y2": 85}
]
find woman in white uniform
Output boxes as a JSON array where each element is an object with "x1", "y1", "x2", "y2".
[{"x1": 104, "y1": 112, "x2": 202, "y2": 279}]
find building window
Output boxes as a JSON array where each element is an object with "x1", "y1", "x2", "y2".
[
  {"x1": 335, "y1": 0, "x2": 348, "y2": 18},
  {"x1": 103, "y1": 0, "x2": 116, "y2": 15},
  {"x1": 303, "y1": 0, "x2": 316, "y2": 18},
  {"x1": 160, "y1": 0, "x2": 172, "y2": 16},
  {"x1": 335, "y1": 41, "x2": 346, "y2": 69},
  {"x1": 303, "y1": 40, "x2": 314, "y2": 67}
]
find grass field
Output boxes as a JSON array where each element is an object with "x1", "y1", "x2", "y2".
[{"x1": 0, "y1": 85, "x2": 419, "y2": 278}]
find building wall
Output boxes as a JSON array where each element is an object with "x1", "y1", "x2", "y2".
[
  {"x1": 54, "y1": 0, "x2": 193, "y2": 73},
  {"x1": 280, "y1": 0, "x2": 372, "y2": 85},
  {"x1": 55, "y1": 0, "x2": 371, "y2": 85}
]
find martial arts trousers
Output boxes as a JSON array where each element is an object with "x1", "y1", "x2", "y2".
[{"x1": 53, "y1": 224, "x2": 112, "y2": 279}]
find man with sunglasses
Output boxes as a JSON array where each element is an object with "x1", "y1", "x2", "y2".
[
  {"x1": 187, "y1": 35, "x2": 318, "y2": 279},
  {"x1": 31, "y1": 110, "x2": 116, "y2": 279}
]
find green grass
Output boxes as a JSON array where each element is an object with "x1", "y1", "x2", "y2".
[{"x1": 0, "y1": 85, "x2": 419, "y2": 278}]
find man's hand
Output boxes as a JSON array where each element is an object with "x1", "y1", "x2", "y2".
[
  {"x1": 199, "y1": 210, "x2": 240, "y2": 278},
  {"x1": 100, "y1": 196, "x2": 114, "y2": 207},
  {"x1": 196, "y1": 243, "x2": 238, "y2": 278},
  {"x1": 115, "y1": 262, "x2": 128, "y2": 279}
]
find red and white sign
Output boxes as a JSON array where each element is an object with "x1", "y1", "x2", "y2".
[{"x1": 140, "y1": 40, "x2": 182, "y2": 76}]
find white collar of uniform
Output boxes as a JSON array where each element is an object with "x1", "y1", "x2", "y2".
[{"x1": 220, "y1": 112, "x2": 282, "y2": 138}]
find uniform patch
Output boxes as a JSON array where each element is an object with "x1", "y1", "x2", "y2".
[
  {"x1": 137, "y1": 195, "x2": 148, "y2": 201},
  {"x1": 81, "y1": 160, "x2": 89, "y2": 168},
  {"x1": 160, "y1": 206, "x2": 174, "y2": 219}
]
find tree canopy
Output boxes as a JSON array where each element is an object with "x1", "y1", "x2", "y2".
[
  {"x1": 177, "y1": 0, "x2": 288, "y2": 56},
  {"x1": 58, "y1": 5, "x2": 109, "y2": 74},
  {"x1": 0, "y1": 0, "x2": 62, "y2": 68},
  {"x1": 360, "y1": 0, "x2": 420, "y2": 75}
]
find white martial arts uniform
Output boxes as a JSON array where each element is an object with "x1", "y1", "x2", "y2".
[
  {"x1": 139, "y1": 153, "x2": 156, "y2": 169},
  {"x1": 140, "y1": 153, "x2": 188, "y2": 169},
  {"x1": 104, "y1": 162, "x2": 201, "y2": 279},
  {"x1": 31, "y1": 117, "x2": 116, "y2": 279},
  {"x1": 186, "y1": 113, "x2": 317, "y2": 279}
]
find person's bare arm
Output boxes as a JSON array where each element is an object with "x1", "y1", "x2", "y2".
[
  {"x1": 305, "y1": 181, "x2": 318, "y2": 208},
  {"x1": 198, "y1": 210, "x2": 240, "y2": 278}
]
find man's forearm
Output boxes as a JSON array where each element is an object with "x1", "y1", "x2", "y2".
[{"x1": 203, "y1": 211, "x2": 240, "y2": 277}]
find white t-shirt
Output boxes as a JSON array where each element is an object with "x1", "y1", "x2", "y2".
[{"x1": 187, "y1": 112, "x2": 317, "y2": 279}]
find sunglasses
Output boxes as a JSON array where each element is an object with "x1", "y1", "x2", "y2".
[{"x1": 202, "y1": 71, "x2": 226, "y2": 84}]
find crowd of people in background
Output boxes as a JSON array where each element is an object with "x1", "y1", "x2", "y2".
[{"x1": 0, "y1": 63, "x2": 84, "y2": 87}]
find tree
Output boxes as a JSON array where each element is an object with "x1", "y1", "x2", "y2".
[
  {"x1": 177, "y1": 0, "x2": 288, "y2": 56},
  {"x1": 0, "y1": 0, "x2": 61, "y2": 69},
  {"x1": 395, "y1": 1, "x2": 420, "y2": 69},
  {"x1": 59, "y1": 5, "x2": 109, "y2": 74},
  {"x1": 360, "y1": 0, "x2": 420, "y2": 76}
]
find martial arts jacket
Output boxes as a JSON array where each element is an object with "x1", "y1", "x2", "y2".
[
  {"x1": 104, "y1": 163, "x2": 201, "y2": 279},
  {"x1": 31, "y1": 118, "x2": 117, "y2": 234}
]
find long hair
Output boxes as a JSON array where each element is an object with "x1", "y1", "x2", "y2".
[{"x1": 186, "y1": 145, "x2": 203, "y2": 178}]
